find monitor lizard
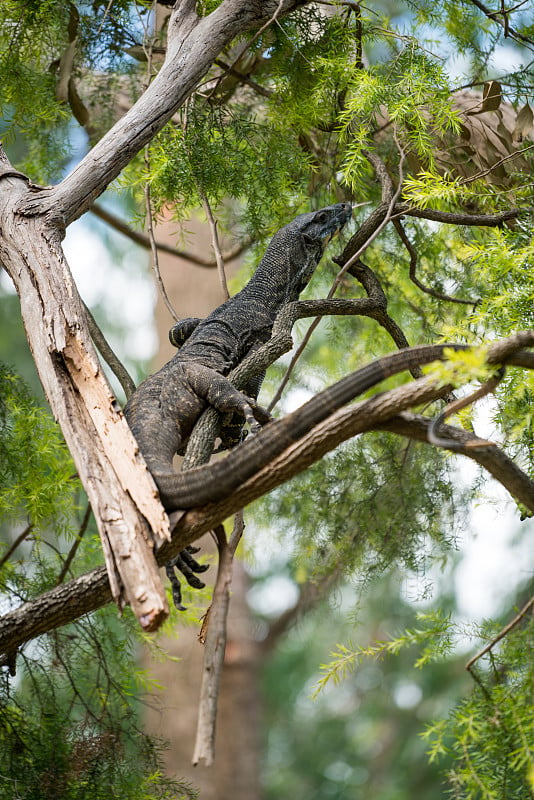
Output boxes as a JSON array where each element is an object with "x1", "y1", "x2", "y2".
[
  {"x1": 124, "y1": 203, "x2": 352, "y2": 604},
  {"x1": 124, "y1": 205, "x2": 534, "y2": 605},
  {"x1": 124, "y1": 202, "x2": 352, "y2": 509}
]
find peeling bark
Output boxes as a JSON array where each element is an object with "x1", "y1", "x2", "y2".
[{"x1": 0, "y1": 161, "x2": 169, "y2": 629}]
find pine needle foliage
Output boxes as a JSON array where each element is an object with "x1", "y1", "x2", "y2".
[
  {"x1": 423, "y1": 607, "x2": 534, "y2": 799},
  {"x1": 0, "y1": 610, "x2": 198, "y2": 800},
  {"x1": 0, "y1": 364, "x2": 79, "y2": 536},
  {"x1": 148, "y1": 102, "x2": 311, "y2": 234},
  {"x1": 0, "y1": 366, "x2": 197, "y2": 799}
]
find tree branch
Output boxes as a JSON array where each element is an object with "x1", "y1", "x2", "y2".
[
  {"x1": 90, "y1": 203, "x2": 252, "y2": 268},
  {"x1": 193, "y1": 514, "x2": 244, "y2": 766},
  {"x1": 378, "y1": 412, "x2": 534, "y2": 510},
  {"x1": 465, "y1": 594, "x2": 534, "y2": 673},
  {"x1": 0, "y1": 154, "x2": 170, "y2": 631},
  {"x1": 2, "y1": 335, "x2": 533, "y2": 657},
  {"x1": 393, "y1": 217, "x2": 477, "y2": 306},
  {"x1": 16, "y1": 0, "x2": 310, "y2": 226},
  {"x1": 83, "y1": 302, "x2": 137, "y2": 398}
]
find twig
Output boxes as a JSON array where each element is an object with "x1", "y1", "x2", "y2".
[
  {"x1": 379, "y1": 409, "x2": 534, "y2": 513},
  {"x1": 200, "y1": 193, "x2": 230, "y2": 300},
  {"x1": 213, "y1": 58, "x2": 273, "y2": 99},
  {"x1": 144, "y1": 167, "x2": 179, "y2": 322},
  {"x1": 143, "y1": 40, "x2": 179, "y2": 322},
  {"x1": 192, "y1": 512, "x2": 245, "y2": 766},
  {"x1": 465, "y1": 595, "x2": 534, "y2": 674},
  {"x1": 83, "y1": 302, "x2": 136, "y2": 398},
  {"x1": 56, "y1": 504, "x2": 92, "y2": 585},
  {"x1": 393, "y1": 217, "x2": 476, "y2": 306},
  {"x1": 461, "y1": 143, "x2": 534, "y2": 184},
  {"x1": 90, "y1": 204, "x2": 253, "y2": 268},
  {"x1": 465, "y1": 0, "x2": 534, "y2": 48},
  {"x1": 428, "y1": 371, "x2": 504, "y2": 451},
  {"x1": 0, "y1": 523, "x2": 33, "y2": 571}
]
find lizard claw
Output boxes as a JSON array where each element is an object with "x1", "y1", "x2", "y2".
[{"x1": 165, "y1": 546, "x2": 209, "y2": 610}]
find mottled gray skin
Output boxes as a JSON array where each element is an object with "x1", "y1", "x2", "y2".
[{"x1": 124, "y1": 203, "x2": 352, "y2": 510}]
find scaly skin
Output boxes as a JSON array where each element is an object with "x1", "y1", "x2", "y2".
[
  {"x1": 138, "y1": 343, "x2": 459, "y2": 509},
  {"x1": 124, "y1": 203, "x2": 352, "y2": 509},
  {"x1": 134, "y1": 339, "x2": 534, "y2": 510}
]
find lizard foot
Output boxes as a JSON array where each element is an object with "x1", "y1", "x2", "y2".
[{"x1": 165, "y1": 546, "x2": 209, "y2": 610}]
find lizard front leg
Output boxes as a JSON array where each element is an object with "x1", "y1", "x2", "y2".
[{"x1": 183, "y1": 362, "x2": 262, "y2": 435}]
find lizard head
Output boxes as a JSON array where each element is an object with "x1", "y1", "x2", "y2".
[
  {"x1": 283, "y1": 202, "x2": 352, "y2": 297},
  {"x1": 291, "y1": 202, "x2": 353, "y2": 250}
]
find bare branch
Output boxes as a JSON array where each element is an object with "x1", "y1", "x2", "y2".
[
  {"x1": 83, "y1": 302, "x2": 136, "y2": 399},
  {"x1": 90, "y1": 203, "x2": 253, "y2": 267},
  {"x1": 427, "y1": 371, "x2": 504, "y2": 450},
  {"x1": 466, "y1": 594, "x2": 534, "y2": 673},
  {"x1": 145, "y1": 157, "x2": 179, "y2": 322},
  {"x1": 378, "y1": 412, "x2": 534, "y2": 510},
  {"x1": 464, "y1": 0, "x2": 534, "y2": 48},
  {"x1": 56, "y1": 504, "x2": 92, "y2": 585},
  {"x1": 193, "y1": 513, "x2": 244, "y2": 766},
  {"x1": 399, "y1": 205, "x2": 523, "y2": 227},
  {"x1": 393, "y1": 217, "x2": 477, "y2": 306},
  {"x1": 0, "y1": 523, "x2": 33, "y2": 571},
  {"x1": 200, "y1": 194, "x2": 230, "y2": 300}
]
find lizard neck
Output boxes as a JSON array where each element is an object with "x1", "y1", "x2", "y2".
[{"x1": 243, "y1": 230, "x2": 323, "y2": 311}]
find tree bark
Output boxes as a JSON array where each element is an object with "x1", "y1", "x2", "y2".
[{"x1": 0, "y1": 160, "x2": 170, "y2": 628}]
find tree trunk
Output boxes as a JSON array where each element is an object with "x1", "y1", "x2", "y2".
[{"x1": 0, "y1": 161, "x2": 169, "y2": 629}]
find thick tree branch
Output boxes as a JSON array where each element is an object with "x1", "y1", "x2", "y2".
[
  {"x1": 0, "y1": 1, "x2": 312, "y2": 633},
  {"x1": 2, "y1": 335, "x2": 533, "y2": 657},
  {"x1": 0, "y1": 156, "x2": 170, "y2": 630},
  {"x1": 16, "y1": 0, "x2": 309, "y2": 227},
  {"x1": 399, "y1": 205, "x2": 522, "y2": 227},
  {"x1": 378, "y1": 412, "x2": 534, "y2": 509}
]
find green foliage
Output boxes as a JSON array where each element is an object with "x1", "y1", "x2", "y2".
[
  {"x1": 0, "y1": 610, "x2": 198, "y2": 800},
  {"x1": 313, "y1": 609, "x2": 454, "y2": 696},
  {"x1": 261, "y1": 569, "x2": 467, "y2": 800},
  {"x1": 338, "y1": 44, "x2": 460, "y2": 191},
  {"x1": 0, "y1": 365, "x2": 79, "y2": 535},
  {"x1": 0, "y1": 0, "x2": 146, "y2": 180},
  {"x1": 147, "y1": 103, "x2": 311, "y2": 234},
  {"x1": 423, "y1": 607, "x2": 534, "y2": 799},
  {"x1": 256, "y1": 431, "x2": 462, "y2": 588},
  {"x1": 308, "y1": 592, "x2": 534, "y2": 799}
]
